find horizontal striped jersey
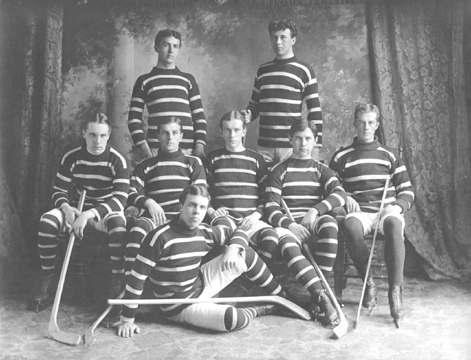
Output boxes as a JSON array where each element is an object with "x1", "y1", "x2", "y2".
[
  {"x1": 206, "y1": 147, "x2": 268, "y2": 218},
  {"x1": 265, "y1": 157, "x2": 346, "y2": 228},
  {"x1": 128, "y1": 149, "x2": 207, "y2": 220},
  {"x1": 121, "y1": 219, "x2": 249, "y2": 320},
  {"x1": 329, "y1": 137, "x2": 414, "y2": 213},
  {"x1": 52, "y1": 144, "x2": 130, "y2": 220},
  {"x1": 128, "y1": 66, "x2": 207, "y2": 151},
  {"x1": 247, "y1": 56, "x2": 322, "y2": 148}
]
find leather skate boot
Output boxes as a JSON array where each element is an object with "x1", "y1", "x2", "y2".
[
  {"x1": 311, "y1": 289, "x2": 339, "y2": 327},
  {"x1": 362, "y1": 278, "x2": 378, "y2": 312},
  {"x1": 32, "y1": 272, "x2": 56, "y2": 312},
  {"x1": 389, "y1": 284, "x2": 404, "y2": 328},
  {"x1": 252, "y1": 303, "x2": 282, "y2": 317}
]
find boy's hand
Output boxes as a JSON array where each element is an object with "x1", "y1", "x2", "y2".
[
  {"x1": 61, "y1": 204, "x2": 80, "y2": 230},
  {"x1": 240, "y1": 212, "x2": 261, "y2": 231},
  {"x1": 192, "y1": 143, "x2": 205, "y2": 159},
  {"x1": 212, "y1": 208, "x2": 228, "y2": 219},
  {"x1": 113, "y1": 320, "x2": 140, "y2": 338},
  {"x1": 222, "y1": 246, "x2": 241, "y2": 271},
  {"x1": 288, "y1": 223, "x2": 310, "y2": 243},
  {"x1": 301, "y1": 208, "x2": 319, "y2": 233},
  {"x1": 144, "y1": 199, "x2": 166, "y2": 226},
  {"x1": 345, "y1": 196, "x2": 360, "y2": 213},
  {"x1": 240, "y1": 110, "x2": 252, "y2": 124},
  {"x1": 71, "y1": 210, "x2": 95, "y2": 239}
]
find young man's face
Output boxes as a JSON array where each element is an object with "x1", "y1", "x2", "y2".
[
  {"x1": 179, "y1": 194, "x2": 209, "y2": 229},
  {"x1": 155, "y1": 36, "x2": 181, "y2": 68},
  {"x1": 270, "y1": 29, "x2": 296, "y2": 59},
  {"x1": 83, "y1": 122, "x2": 110, "y2": 155},
  {"x1": 354, "y1": 112, "x2": 379, "y2": 144},
  {"x1": 290, "y1": 127, "x2": 317, "y2": 159},
  {"x1": 221, "y1": 118, "x2": 246, "y2": 152},
  {"x1": 158, "y1": 122, "x2": 183, "y2": 153}
]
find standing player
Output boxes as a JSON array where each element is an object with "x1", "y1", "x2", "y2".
[
  {"x1": 128, "y1": 29, "x2": 207, "y2": 159},
  {"x1": 206, "y1": 111, "x2": 279, "y2": 263},
  {"x1": 243, "y1": 18, "x2": 322, "y2": 165}
]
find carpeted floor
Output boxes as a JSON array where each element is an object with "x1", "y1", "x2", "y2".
[{"x1": 1, "y1": 270, "x2": 470, "y2": 360}]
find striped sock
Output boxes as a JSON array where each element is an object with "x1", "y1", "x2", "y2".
[
  {"x1": 38, "y1": 214, "x2": 61, "y2": 273},
  {"x1": 279, "y1": 234, "x2": 323, "y2": 294},
  {"x1": 125, "y1": 217, "x2": 154, "y2": 277},
  {"x1": 312, "y1": 215, "x2": 338, "y2": 272},
  {"x1": 256, "y1": 227, "x2": 279, "y2": 262},
  {"x1": 224, "y1": 306, "x2": 257, "y2": 331},
  {"x1": 106, "y1": 214, "x2": 127, "y2": 275},
  {"x1": 244, "y1": 247, "x2": 282, "y2": 294}
]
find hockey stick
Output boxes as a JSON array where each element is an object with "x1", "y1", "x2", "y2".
[
  {"x1": 84, "y1": 290, "x2": 125, "y2": 346},
  {"x1": 48, "y1": 190, "x2": 86, "y2": 346},
  {"x1": 354, "y1": 178, "x2": 390, "y2": 329},
  {"x1": 109, "y1": 295, "x2": 311, "y2": 321},
  {"x1": 280, "y1": 199, "x2": 348, "y2": 339}
]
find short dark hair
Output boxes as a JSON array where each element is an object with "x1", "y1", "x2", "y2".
[
  {"x1": 354, "y1": 103, "x2": 380, "y2": 122},
  {"x1": 179, "y1": 184, "x2": 210, "y2": 205},
  {"x1": 155, "y1": 29, "x2": 182, "y2": 47},
  {"x1": 219, "y1": 110, "x2": 246, "y2": 130},
  {"x1": 156, "y1": 116, "x2": 183, "y2": 133},
  {"x1": 289, "y1": 119, "x2": 317, "y2": 139},
  {"x1": 268, "y1": 18, "x2": 297, "y2": 38},
  {"x1": 81, "y1": 112, "x2": 110, "y2": 132}
]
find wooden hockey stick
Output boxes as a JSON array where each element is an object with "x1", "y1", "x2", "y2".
[
  {"x1": 48, "y1": 190, "x2": 86, "y2": 346},
  {"x1": 280, "y1": 199, "x2": 348, "y2": 339},
  {"x1": 84, "y1": 290, "x2": 125, "y2": 346},
  {"x1": 354, "y1": 178, "x2": 390, "y2": 329},
  {"x1": 109, "y1": 295, "x2": 311, "y2": 321}
]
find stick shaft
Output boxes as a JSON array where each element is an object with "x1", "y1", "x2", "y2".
[
  {"x1": 48, "y1": 191, "x2": 86, "y2": 339},
  {"x1": 354, "y1": 178, "x2": 390, "y2": 327}
]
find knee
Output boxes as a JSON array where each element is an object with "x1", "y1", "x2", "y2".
[
  {"x1": 106, "y1": 215, "x2": 126, "y2": 230},
  {"x1": 131, "y1": 218, "x2": 154, "y2": 233},
  {"x1": 345, "y1": 217, "x2": 363, "y2": 234}
]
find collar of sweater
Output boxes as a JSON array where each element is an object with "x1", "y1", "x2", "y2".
[
  {"x1": 273, "y1": 56, "x2": 297, "y2": 65},
  {"x1": 156, "y1": 149, "x2": 184, "y2": 160},
  {"x1": 169, "y1": 218, "x2": 199, "y2": 236},
  {"x1": 352, "y1": 136, "x2": 381, "y2": 151},
  {"x1": 151, "y1": 66, "x2": 180, "y2": 74}
]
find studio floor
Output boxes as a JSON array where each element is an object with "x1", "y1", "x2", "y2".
[{"x1": 1, "y1": 270, "x2": 470, "y2": 360}]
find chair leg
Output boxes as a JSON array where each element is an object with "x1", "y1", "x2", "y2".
[{"x1": 333, "y1": 230, "x2": 346, "y2": 306}]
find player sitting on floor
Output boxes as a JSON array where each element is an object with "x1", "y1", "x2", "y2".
[{"x1": 115, "y1": 184, "x2": 292, "y2": 337}]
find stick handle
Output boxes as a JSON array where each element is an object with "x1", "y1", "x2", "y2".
[
  {"x1": 354, "y1": 178, "x2": 390, "y2": 328},
  {"x1": 49, "y1": 190, "x2": 86, "y2": 329}
]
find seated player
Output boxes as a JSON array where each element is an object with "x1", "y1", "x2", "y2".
[
  {"x1": 125, "y1": 116, "x2": 206, "y2": 278},
  {"x1": 265, "y1": 120, "x2": 346, "y2": 326},
  {"x1": 329, "y1": 103, "x2": 414, "y2": 326},
  {"x1": 33, "y1": 113, "x2": 130, "y2": 311},
  {"x1": 114, "y1": 184, "x2": 290, "y2": 336},
  {"x1": 205, "y1": 110, "x2": 278, "y2": 263}
]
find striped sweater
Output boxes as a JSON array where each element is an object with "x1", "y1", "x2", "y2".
[
  {"x1": 206, "y1": 148, "x2": 268, "y2": 218},
  {"x1": 247, "y1": 56, "x2": 322, "y2": 148},
  {"x1": 265, "y1": 157, "x2": 346, "y2": 228},
  {"x1": 127, "y1": 67, "x2": 207, "y2": 151},
  {"x1": 122, "y1": 219, "x2": 249, "y2": 320},
  {"x1": 329, "y1": 137, "x2": 414, "y2": 213},
  {"x1": 52, "y1": 144, "x2": 130, "y2": 220},
  {"x1": 128, "y1": 149, "x2": 207, "y2": 220}
]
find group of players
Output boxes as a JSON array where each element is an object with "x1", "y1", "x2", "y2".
[{"x1": 32, "y1": 18, "x2": 415, "y2": 338}]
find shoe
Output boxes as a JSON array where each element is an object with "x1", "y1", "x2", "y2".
[
  {"x1": 311, "y1": 289, "x2": 339, "y2": 327},
  {"x1": 252, "y1": 303, "x2": 282, "y2": 317},
  {"x1": 389, "y1": 284, "x2": 404, "y2": 328},
  {"x1": 362, "y1": 278, "x2": 378, "y2": 311},
  {"x1": 278, "y1": 288, "x2": 305, "y2": 309},
  {"x1": 31, "y1": 272, "x2": 55, "y2": 312}
]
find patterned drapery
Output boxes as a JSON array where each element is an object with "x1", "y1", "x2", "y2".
[
  {"x1": 367, "y1": 0, "x2": 471, "y2": 279},
  {"x1": 16, "y1": 0, "x2": 64, "y2": 255}
]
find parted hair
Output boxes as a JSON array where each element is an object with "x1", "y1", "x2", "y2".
[
  {"x1": 268, "y1": 18, "x2": 298, "y2": 38},
  {"x1": 289, "y1": 119, "x2": 318, "y2": 138},
  {"x1": 219, "y1": 110, "x2": 246, "y2": 129},
  {"x1": 156, "y1": 116, "x2": 183, "y2": 133},
  {"x1": 354, "y1": 103, "x2": 380, "y2": 122},
  {"x1": 155, "y1": 29, "x2": 182, "y2": 47},
  {"x1": 81, "y1": 112, "x2": 110, "y2": 132},
  {"x1": 179, "y1": 184, "x2": 210, "y2": 205}
]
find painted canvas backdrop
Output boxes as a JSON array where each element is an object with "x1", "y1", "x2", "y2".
[{"x1": 61, "y1": 0, "x2": 370, "y2": 168}]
